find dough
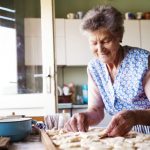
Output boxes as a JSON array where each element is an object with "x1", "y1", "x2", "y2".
[{"x1": 46, "y1": 128, "x2": 150, "y2": 150}]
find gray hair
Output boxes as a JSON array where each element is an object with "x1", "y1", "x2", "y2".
[{"x1": 81, "y1": 5, "x2": 124, "y2": 41}]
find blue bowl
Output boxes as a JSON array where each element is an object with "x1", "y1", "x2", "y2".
[{"x1": 0, "y1": 118, "x2": 32, "y2": 142}]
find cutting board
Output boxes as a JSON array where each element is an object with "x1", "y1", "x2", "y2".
[{"x1": 0, "y1": 137, "x2": 10, "y2": 149}]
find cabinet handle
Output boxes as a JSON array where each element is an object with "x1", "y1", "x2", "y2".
[{"x1": 46, "y1": 74, "x2": 51, "y2": 93}]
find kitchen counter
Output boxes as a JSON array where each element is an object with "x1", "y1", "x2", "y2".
[
  {"x1": 58, "y1": 103, "x2": 88, "y2": 109},
  {"x1": 72, "y1": 104, "x2": 88, "y2": 109},
  {"x1": 58, "y1": 103, "x2": 88, "y2": 116},
  {"x1": 58, "y1": 103, "x2": 72, "y2": 109}
]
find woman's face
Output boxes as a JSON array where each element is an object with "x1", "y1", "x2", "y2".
[{"x1": 87, "y1": 28, "x2": 120, "y2": 64}]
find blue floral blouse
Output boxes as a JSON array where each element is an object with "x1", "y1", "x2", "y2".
[{"x1": 88, "y1": 46, "x2": 150, "y2": 133}]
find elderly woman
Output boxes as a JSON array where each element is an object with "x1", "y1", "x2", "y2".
[{"x1": 64, "y1": 5, "x2": 150, "y2": 136}]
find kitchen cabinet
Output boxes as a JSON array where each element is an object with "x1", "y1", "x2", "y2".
[
  {"x1": 24, "y1": 18, "x2": 92, "y2": 66},
  {"x1": 62, "y1": 19, "x2": 150, "y2": 65},
  {"x1": 140, "y1": 20, "x2": 150, "y2": 51},
  {"x1": 24, "y1": 18, "x2": 66, "y2": 66},
  {"x1": 24, "y1": 19, "x2": 150, "y2": 66},
  {"x1": 122, "y1": 20, "x2": 150, "y2": 51},
  {"x1": 55, "y1": 19, "x2": 66, "y2": 65},
  {"x1": 65, "y1": 19, "x2": 92, "y2": 66},
  {"x1": 24, "y1": 18, "x2": 42, "y2": 66},
  {"x1": 122, "y1": 20, "x2": 141, "y2": 47}
]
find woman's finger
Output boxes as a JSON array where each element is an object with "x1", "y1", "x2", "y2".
[
  {"x1": 106, "y1": 110, "x2": 135, "y2": 136},
  {"x1": 64, "y1": 120, "x2": 74, "y2": 131},
  {"x1": 106, "y1": 116, "x2": 118, "y2": 135},
  {"x1": 76, "y1": 113, "x2": 87, "y2": 132},
  {"x1": 70, "y1": 116, "x2": 79, "y2": 132}
]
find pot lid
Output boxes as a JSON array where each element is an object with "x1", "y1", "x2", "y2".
[{"x1": 0, "y1": 117, "x2": 32, "y2": 123}]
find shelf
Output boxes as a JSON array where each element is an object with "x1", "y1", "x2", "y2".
[
  {"x1": 58, "y1": 103, "x2": 72, "y2": 109},
  {"x1": 58, "y1": 103, "x2": 88, "y2": 109},
  {"x1": 72, "y1": 104, "x2": 88, "y2": 109}
]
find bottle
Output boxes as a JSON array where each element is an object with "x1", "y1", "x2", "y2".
[
  {"x1": 58, "y1": 110, "x2": 70, "y2": 129},
  {"x1": 76, "y1": 95, "x2": 83, "y2": 104},
  {"x1": 82, "y1": 84, "x2": 88, "y2": 104}
]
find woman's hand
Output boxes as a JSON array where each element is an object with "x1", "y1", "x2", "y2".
[
  {"x1": 106, "y1": 110, "x2": 136, "y2": 136},
  {"x1": 64, "y1": 112, "x2": 89, "y2": 132}
]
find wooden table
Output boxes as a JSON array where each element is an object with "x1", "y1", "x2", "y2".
[
  {"x1": 8, "y1": 134, "x2": 45, "y2": 150},
  {"x1": 41, "y1": 130, "x2": 56, "y2": 150},
  {"x1": 9, "y1": 141, "x2": 45, "y2": 150}
]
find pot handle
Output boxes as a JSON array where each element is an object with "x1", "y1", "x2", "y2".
[{"x1": 32, "y1": 119, "x2": 46, "y2": 129}]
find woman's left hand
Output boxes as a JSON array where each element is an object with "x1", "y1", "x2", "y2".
[{"x1": 105, "y1": 110, "x2": 136, "y2": 136}]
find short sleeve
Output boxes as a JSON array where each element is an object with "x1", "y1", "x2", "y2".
[{"x1": 87, "y1": 68, "x2": 104, "y2": 109}]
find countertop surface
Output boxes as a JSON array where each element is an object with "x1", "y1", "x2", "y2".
[{"x1": 58, "y1": 103, "x2": 88, "y2": 109}]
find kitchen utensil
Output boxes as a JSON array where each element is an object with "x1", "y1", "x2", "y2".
[{"x1": 0, "y1": 117, "x2": 32, "y2": 142}]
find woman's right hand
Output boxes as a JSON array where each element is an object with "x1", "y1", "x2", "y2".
[{"x1": 64, "y1": 112, "x2": 89, "y2": 132}]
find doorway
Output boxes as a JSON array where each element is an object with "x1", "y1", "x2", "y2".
[{"x1": 0, "y1": 0, "x2": 57, "y2": 116}]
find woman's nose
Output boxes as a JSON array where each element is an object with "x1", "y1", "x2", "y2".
[{"x1": 97, "y1": 42, "x2": 104, "y2": 52}]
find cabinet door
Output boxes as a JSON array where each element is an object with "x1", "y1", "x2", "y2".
[
  {"x1": 24, "y1": 18, "x2": 42, "y2": 65},
  {"x1": 140, "y1": 20, "x2": 150, "y2": 51},
  {"x1": 122, "y1": 20, "x2": 140, "y2": 48},
  {"x1": 25, "y1": 18, "x2": 66, "y2": 66},
  {"x1": 55, "y1": 19, "x2": 66, "y2": 65},
  {"x1": 65, "y1": 19, "x2": 92, "y2": 66},
  {"x1": 25, "y1": 36, "x2": 42, "y2": 65}
]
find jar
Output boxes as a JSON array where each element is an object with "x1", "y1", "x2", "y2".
[{"x1": 143, "y1": 12, "x2": 150, "y2": 19}]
